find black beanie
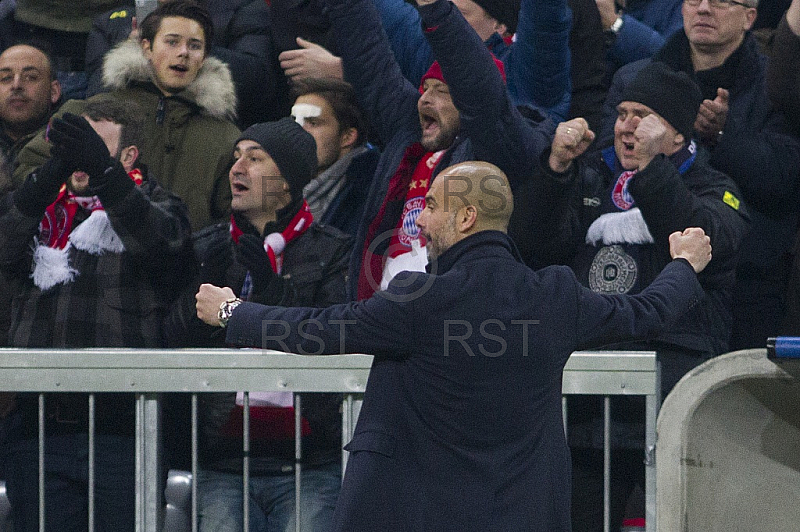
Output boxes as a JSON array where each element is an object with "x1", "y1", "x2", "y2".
[
  {"x1": 620, "y1": 61, "x2": 703, "y2": 143},
  {"x1": 237, "y1": 117, "x2": 317, "y2": 200},
  {"x1": 471, "y1": 0, "x2": 521, "y2": 34}
]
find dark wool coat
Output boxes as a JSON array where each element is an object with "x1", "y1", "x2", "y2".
[{"x1": 225, "y1": 230, "x2": 705, "y2": 532}]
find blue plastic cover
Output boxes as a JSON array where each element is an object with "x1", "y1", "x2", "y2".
[{"x1": 767, "y1": 337, "x2": 800, "y2": 359}]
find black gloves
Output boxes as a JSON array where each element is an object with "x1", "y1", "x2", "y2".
[
  {"x1": 48, "y1": 112, "x2": 134, "y2": 205},
  {"x1": 48, "y1": 113, "x2": 115, "y2": 180},
  {"x1": 13, "y1": 156, "x2": 71, "y2": 217},
  {"x1": 235, "y1": 234, "x2": 283, "y2": 300}
]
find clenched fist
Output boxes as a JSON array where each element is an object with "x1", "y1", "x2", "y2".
[
  {"x1": 669, "y1": 227, "x2": 712, "y2": 273},
  {"x1": 549, "y1": 118, "x2": 595, "y2": 173}
]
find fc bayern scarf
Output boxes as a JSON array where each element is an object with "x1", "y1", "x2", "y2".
[
  {"x1": 32, "y1": 168, "x2": 144, "y2": 290},
  {"x1": 229, "y1": 200, "x2": 316, "y2": 430},
  {"x1": 357, "y1": 143, "x2": 430, "y2": 300}
]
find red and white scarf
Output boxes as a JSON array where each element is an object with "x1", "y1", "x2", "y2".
[
  {"x1": 229, "y1": 200, "x2": 316, "y2": 419},
  {"x1": 230, "y1": 200, "x2": 313, "y2": 301},
  {"x1": 32, "y1": 169, "x2": 144, "y2": 290},
  {"x1": 357, "y1": 143, "x2": 443, "y2": 300}
]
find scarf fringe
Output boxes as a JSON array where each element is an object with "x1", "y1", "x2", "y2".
[
  {"x1": 31, "y1": 243, "x2": 78, "y2": 290},
  {"x1": 70, "y1": 211, "x2": 125, "y2": 254},
  {"x1": 31, "y1": 211, "x2": 124, "y2": 290},
  {"x1": 586, "y1": 208, "x2": 655, "y2": 246}
]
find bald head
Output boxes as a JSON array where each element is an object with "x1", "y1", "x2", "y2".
[
  {"x1": 416, "y1": 161, "x2": 513, "y2": 260},
  {"x1": 437, "y1": 161, "x2": 513, "y2": 232},
  {"x1": 0, "y1": 44, "x2": 60, "y2": 140}
]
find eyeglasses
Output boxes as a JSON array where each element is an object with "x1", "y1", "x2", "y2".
[{"x1": 684, "y1": 0, "x2": 755, "y2": 8}]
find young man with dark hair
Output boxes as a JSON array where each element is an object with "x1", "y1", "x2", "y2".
[
  {"x1": 13, "y1": 0, "x2": 241, "y2": 231},
  {"x1": 0, "y1": 93, "x2": 193, "y2": 532},
  {"x1": 138, "y1": 0, "x2": 214, "y2": 54},
  {"x1": 290, "y1": 77, "x2": 379, "y2": 237},
  {"x1": 86, "y1": 0, "x2": 274, "y2": 128}
]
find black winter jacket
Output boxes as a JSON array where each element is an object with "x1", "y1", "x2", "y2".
[
  {"x1": 529, "y1": 146, "x2": 749, "y2": 356},
  {"x1": 167, "y1": 207, "x2": 351, "y2": 473},
  {"x1": 600, "y1": 32, "x2": 800, "y2": 281}
]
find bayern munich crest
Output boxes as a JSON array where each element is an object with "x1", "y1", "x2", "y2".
[
  {"x1": 39, "y1": 203, "x2": 69, "y2": 245},
  {"x1": 398, "y1": 197, "x2": 425, "y2": 247},
  {"x1": 611, "y1": 170, "x2": 636, "y2": 210},
  {"x1": 588, "y1": 245, "x2": 637, "y2": 294}
]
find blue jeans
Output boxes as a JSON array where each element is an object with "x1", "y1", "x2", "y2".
[
  {"x1": 3, "y1": 433, "x2": 135, "y2": 532},
  {"x1": 197, "y1": 462, "x2": 341, "y2": 532}
]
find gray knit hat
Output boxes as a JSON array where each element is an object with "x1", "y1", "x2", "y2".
[{"x1": 237, "y1": 117, "x2": 317, "y2": 200}]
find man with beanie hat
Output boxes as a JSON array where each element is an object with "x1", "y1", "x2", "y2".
[
  {"x1": 529, "y1": 60, "x2": 750, "y2": 531},
  {"x1": 166, "y1": 117, "x2": 352, "y2": 532},
  {"x1": 599, "y1": 0, "x2": 800, "y2": 355}
]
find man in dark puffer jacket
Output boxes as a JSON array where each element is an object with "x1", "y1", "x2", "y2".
[{"x1": 531, "y1": 62, "x2": 750, "y2": 531}]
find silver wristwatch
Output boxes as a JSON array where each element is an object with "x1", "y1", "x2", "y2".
[{"x1": 217, "y1": 297, "x2": 243, "y2": 328}]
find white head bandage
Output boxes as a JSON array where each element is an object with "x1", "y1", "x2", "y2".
[{"x1": 291, "y1": 103, "x2": 322, "y2": 127}]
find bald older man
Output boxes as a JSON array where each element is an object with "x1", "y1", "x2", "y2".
[
  {"x1": 196, "y1": 161, "x2": 713, "y2": 532},
  {"x1": 0, "y1": 43, "x2": 61, "y2": 182}
]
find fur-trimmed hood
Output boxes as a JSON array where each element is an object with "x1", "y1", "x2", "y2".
[{"x1": 101, "y1": 40, "x2": 237, "y2": 121}]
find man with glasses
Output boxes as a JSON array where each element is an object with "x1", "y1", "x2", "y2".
[
  {"x1": 599, "y1": 0, "x2": 800, "y2": 371},
  {"x1": 588, "y1": 0, "x2": 800, "y2": 528}
]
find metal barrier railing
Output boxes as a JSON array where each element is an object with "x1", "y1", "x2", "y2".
[{"x1": 0, "y1": 348, "x2": 658, "y2": 532}]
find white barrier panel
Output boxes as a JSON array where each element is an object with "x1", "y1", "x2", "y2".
[
  {"x1": 0, "y1": 349, "x2": 658, "y2": 532},
  {"x1": 657, "y1": 349, "x2": 800, "y2": 532}
]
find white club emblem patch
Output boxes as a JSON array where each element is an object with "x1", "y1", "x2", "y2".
[
  {"x1": 588, "y1": 245, "x2": 637, "y2": 294},
  {"x1": 398, "y1": 197, "x2": 424, "y2": 248}
]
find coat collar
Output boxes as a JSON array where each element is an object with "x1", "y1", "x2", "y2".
[
  {"x1": 100, "y1": 39, "x2": 237, "y2": 121},
  {"x1": 427, "y1": 230, "x2": 522, "y2": 275}
]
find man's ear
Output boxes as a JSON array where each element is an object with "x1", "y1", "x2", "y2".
[
  {"x1": 339, "y1": 127, "x2": 358, "y2": 150},
  {"x1": 459, "y1": 205, "x2": 478, "y2": 232},
  {"x1": 49, "y1": 79, "x2": 61, "y2": 105},
  {"x1": 743, "y1": 8, "x2": 757, "y2": 31},
  {"x1": 141, "y1": 39, "x2": 153, "y2": 59},
  {"x1": 120, "y1": 145, "x2": 139, "y2": 172}
]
